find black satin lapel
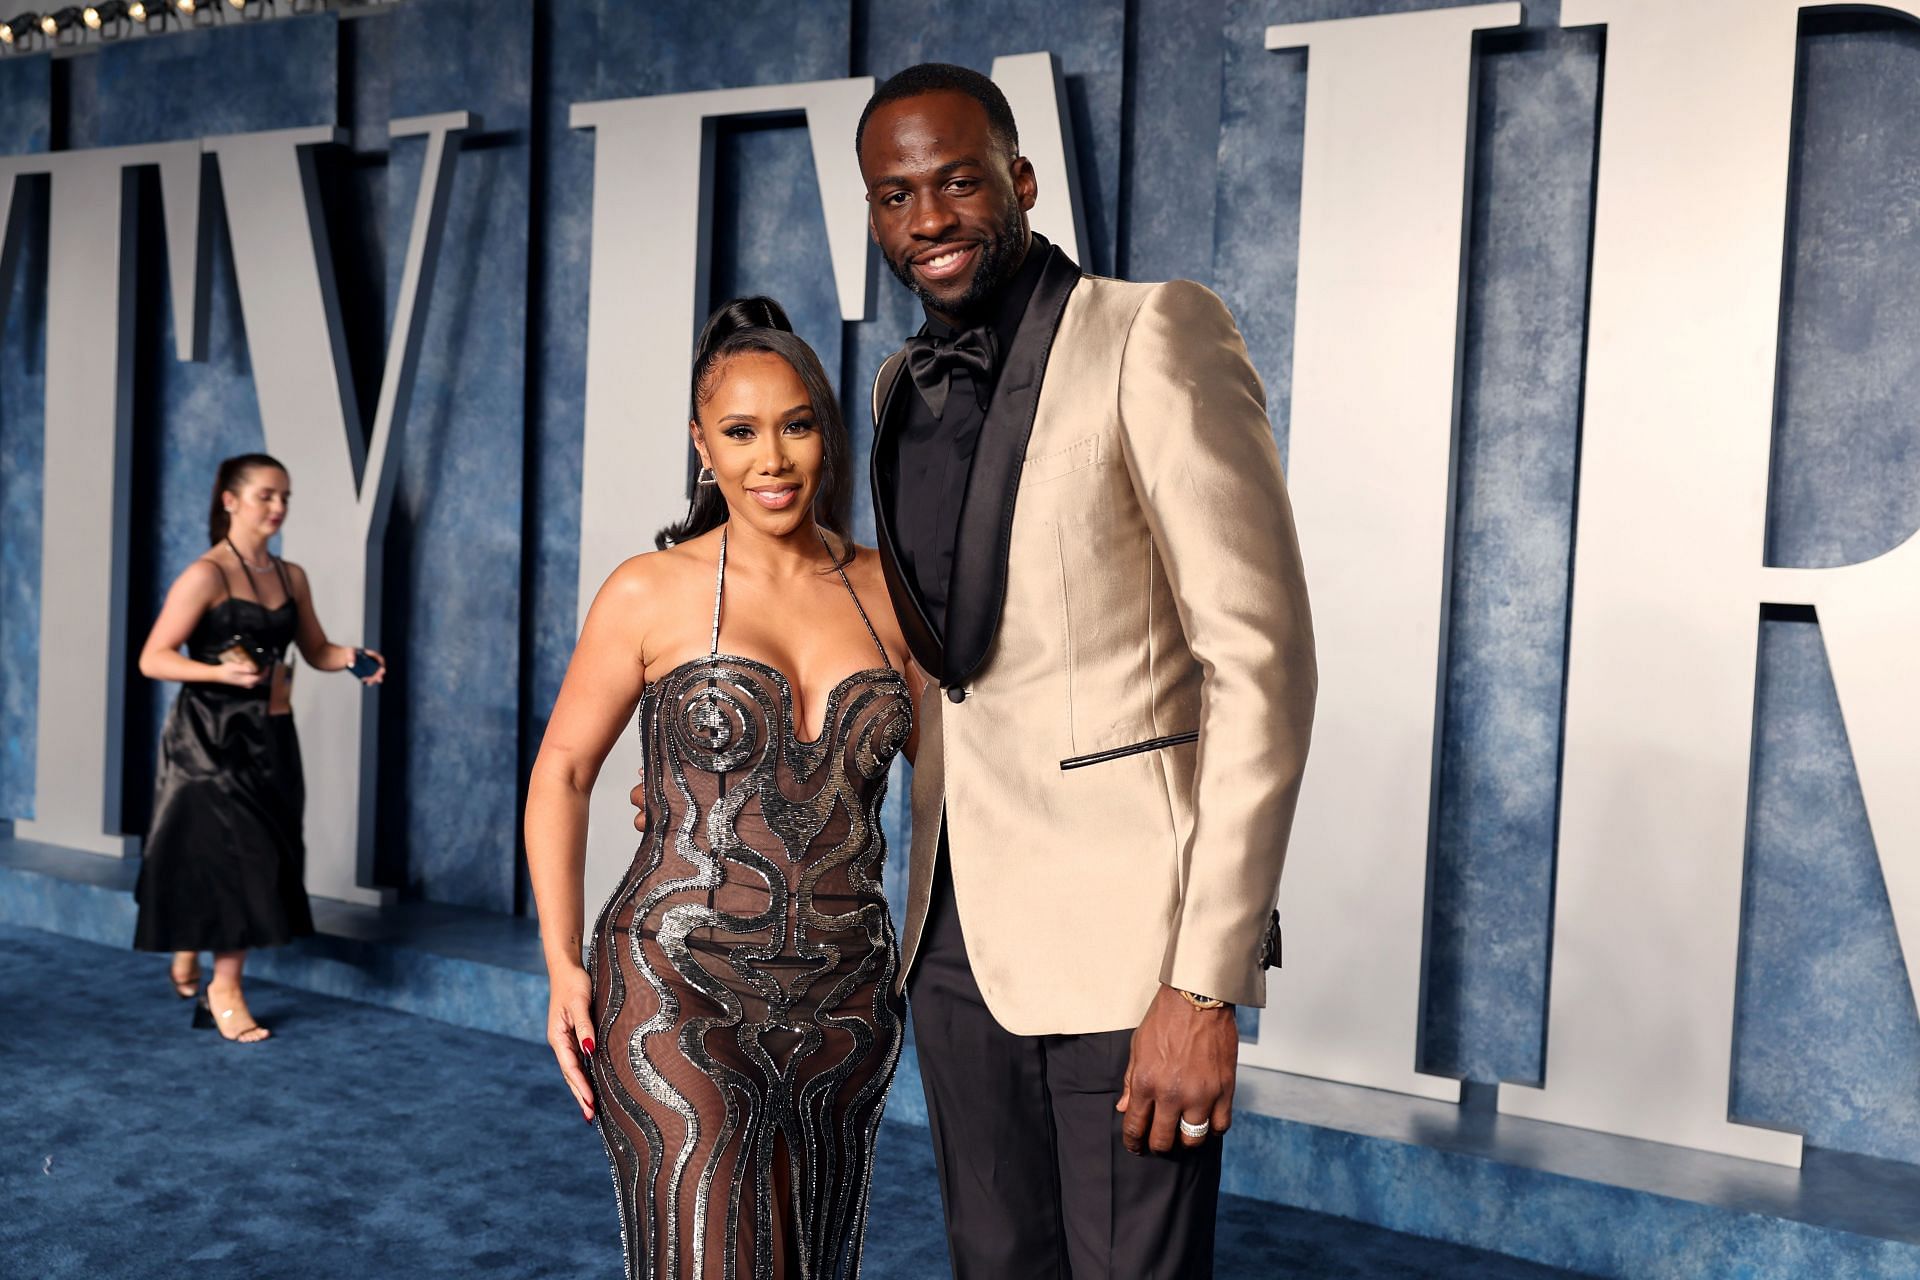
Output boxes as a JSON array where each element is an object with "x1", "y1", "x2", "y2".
[
  {"x1": 868, "y1": 352, "x2": 946, "y2": 679},
  {"x1": 942, "y1": 244, "x2": 1083, "y2": 688}
]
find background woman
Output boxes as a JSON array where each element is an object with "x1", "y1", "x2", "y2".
[
  {"x1": 133, "y1": 452, "x2": 387, "y2": 1043},
  {"x1": 525, "y1": 298, "x2": 920, "y2": 1278}
]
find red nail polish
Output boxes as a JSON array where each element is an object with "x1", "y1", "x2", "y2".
[{"x1": 583, "y1": 1038, "x2": 596, "y2": 1054}]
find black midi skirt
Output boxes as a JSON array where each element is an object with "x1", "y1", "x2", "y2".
[{"x1": 133, "y1": 685, "x2": 314, "y2": 953}]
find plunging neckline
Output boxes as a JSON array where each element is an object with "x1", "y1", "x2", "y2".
[
  {"x1": 663, "y1": 526, "x2": 902, "y2": 747},
  {"x1": 650, "y1": 652, "x2": 904, "y2": 748}
]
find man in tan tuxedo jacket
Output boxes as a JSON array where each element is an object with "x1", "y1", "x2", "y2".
[{"x1": 859, "y1": 64, "x2": 1315, "y2": 1278}]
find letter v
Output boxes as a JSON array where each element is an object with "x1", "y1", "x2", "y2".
[{"x1": 203, "y1": 113, "x2": 472, "y2": 905}]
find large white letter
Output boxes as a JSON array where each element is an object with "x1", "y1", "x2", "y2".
[
  {"x1": 1248, "y1": 3, "x2": 1519, "y2": 1102},
  {"x1": 2, "y1": 142, "x2": 203, "y2": 857},
  {"x1": 989, "y1": 52, "x2": 1087, "y2": 264},
  {"x1": 1499, "y1": 0, "x2": 1920, "y2": 1167},
  {"x1": 205, "y1": 114, "x2": 470, "y2": 906}
]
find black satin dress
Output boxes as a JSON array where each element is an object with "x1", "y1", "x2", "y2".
[
  {"x1": 587, "y1": 530, "x2": 912, "y2": 1280},
  {"x1": 133, "y1": 555, "x2": 313, "y2": 953}
]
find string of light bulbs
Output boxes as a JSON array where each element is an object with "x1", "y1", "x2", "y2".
[{"x1": 0, "y1": 0, "x2": 397, "y2": 52}]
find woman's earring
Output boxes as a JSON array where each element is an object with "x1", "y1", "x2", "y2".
[{"x1": 697, "y1": 466, "x2": 717, "y2": 487}]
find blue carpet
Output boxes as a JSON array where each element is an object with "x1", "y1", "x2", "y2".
[{"x1": 0, "y1": 923, "x2": 1586, "y2": 1278}]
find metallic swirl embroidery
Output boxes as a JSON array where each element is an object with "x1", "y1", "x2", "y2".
[{"x1": 587, "y1": 652, "x2": 910, "y2": 1280}]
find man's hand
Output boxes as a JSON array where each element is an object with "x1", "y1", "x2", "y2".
[
  {"x1": 631, "y1": 770, "x2": 647, "y2": 833},
  {"x1": 1117, "y1": 984, "x2": 1238, "y2": 1155}
]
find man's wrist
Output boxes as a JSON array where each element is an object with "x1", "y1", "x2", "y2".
[{"x1": 1171, "y1": 986, "x2": 1231, "y2": 1012}]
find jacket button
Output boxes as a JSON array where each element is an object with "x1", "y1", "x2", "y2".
[{"x1": 946, "y1": 686, "x2": 966, "y2": 704}]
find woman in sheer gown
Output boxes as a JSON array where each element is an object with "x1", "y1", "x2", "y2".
[{"x1": 525, "y1": 298, "x2": 921, "y2": 1279}]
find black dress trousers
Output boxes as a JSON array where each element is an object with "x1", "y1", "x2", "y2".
[{"x1": 908, "y1": 830, "x2": 1222, "y2": 1279}]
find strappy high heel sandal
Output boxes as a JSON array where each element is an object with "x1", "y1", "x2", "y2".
[
  {"x1": 193, "y1": 991, "x2": 271, "y2": 1043},
  {"x1": 168, "y1": 959, "x2": 201, "y2": 1001}
]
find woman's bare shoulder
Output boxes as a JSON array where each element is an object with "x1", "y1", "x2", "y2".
[
  {"x1": 842, "y1": 541, "x2": 890, "y2": 591},
  {"x1": 601, "y1": 535, "x2": 719, "y2": 608},
  {"x1": 175, "y1": 553, "x2": 227, "y2": 599}
]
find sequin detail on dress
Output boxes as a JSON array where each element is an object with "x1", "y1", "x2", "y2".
[{"x1": 587, "y1": 530, "x2": 911, "y2": 1280}]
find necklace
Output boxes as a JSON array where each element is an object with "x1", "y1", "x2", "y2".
[{"x1": 224, "y1": 537, "x2": 273, "y2": 572}]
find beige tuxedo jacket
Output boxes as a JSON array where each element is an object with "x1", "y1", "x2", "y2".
[{"x1": 871, "y1": 246, "x2": 1316, "y2": 1035}]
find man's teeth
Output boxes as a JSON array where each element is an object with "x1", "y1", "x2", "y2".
[{"x1": 924, "y1": 249, "x2": 965, "y2": 268}]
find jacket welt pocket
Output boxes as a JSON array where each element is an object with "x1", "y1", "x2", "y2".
[
  {"x1": 1059, "y1": 731, "x2": 1199, "y2": 771},
  {"x1": 1022, "y1": 434, "x2": 1102, "y2": 486}
]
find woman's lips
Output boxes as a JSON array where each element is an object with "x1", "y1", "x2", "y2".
[
  {"x1": 914, "y1": 243, "x2": 979, "y2": 283},
  {"x1": 750, "y1": 486, "x2": 799, "y2": 510}
]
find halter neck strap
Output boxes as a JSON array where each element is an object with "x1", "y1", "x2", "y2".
[
  {"x1": 225, "y1": 536, "x2": 292, "y2": 609},
  {"x1": 710, "y1": 526, "x2": 891, "y2": 671},
  {"x1": 708, "y1": 530, "x2": 728, "y2": 658}
]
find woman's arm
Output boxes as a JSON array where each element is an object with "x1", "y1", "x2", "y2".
[
  {"x1": 524, "y1": 554, "x2": 656, "y2": 1123},
  {"x1": 850, "y1": 542, "x2": 924, "y2": 766},
  {"x1": 138, "y1": 560, "x2": 263, "y2": 688},
  {"x1": 284, "y1": 562, "x2": 385, "y2": 684}
]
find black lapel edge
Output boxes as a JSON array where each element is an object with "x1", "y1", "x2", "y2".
[
  {"x1": 942, "y1": 244, "x2": 1084, "y2": 687},
  {"x1": 868, "y1": 349, "x2": 946, "y2": 679}
]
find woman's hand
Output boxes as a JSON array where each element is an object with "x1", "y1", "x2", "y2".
[
  {"x1": 353, "y1": 648, "x2": 388, "y2": 686},
  {"x1": 211, "y1": 660, "x2": 267, "y2": 689},
  {"x1": 548, "y1": 963, "x2": 598, "y2": 1125},
  {"x1": 527, "y1": 554, "x2": 655, "y2": 1131}
]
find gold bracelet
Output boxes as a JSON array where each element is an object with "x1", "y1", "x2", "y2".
[{"x1": 1176, "y1": 988, "x2": 1229, "y2": 1011}]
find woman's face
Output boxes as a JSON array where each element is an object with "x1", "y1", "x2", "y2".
[
  {"x1": 225, "y1": 466, "x2": 291, "y2": 540},
  {"x1": 691, "y1": 352, "x2": 825, "y2": 540}
]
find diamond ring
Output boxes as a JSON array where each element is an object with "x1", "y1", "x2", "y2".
[{"x1": 1178, "y1": 1118, "x2": 1210, "y2": 1140}]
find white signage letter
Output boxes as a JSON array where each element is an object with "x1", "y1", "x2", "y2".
[
  {"x1": 1499, "y1": 0, "x2": 1920, "y2": 1167},
  {"x1": 3, "y1": 141, "x2": 203, "y2": 857},
  {"x1": 205, "y1": 114, "x2": 470, "y2": 905},
  {"x1": 1248, "y1": 3, "x2": 1520, "y2": 1102}
]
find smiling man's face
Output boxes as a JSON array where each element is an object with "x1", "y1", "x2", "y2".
[{"x1": 859, "y1": 90, "x2": 1037, "y2": 325}]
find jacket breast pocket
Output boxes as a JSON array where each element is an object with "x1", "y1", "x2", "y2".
[{"x1": 1021, "y1": 434, "x2": 1103, "y2": 488}]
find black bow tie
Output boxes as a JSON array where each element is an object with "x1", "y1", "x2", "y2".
[{"x1": 904, "y1": 326, "x2": 999, "y2": 419}]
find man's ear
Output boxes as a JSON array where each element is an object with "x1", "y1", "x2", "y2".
[{"x1": 1011, "y1": 155, "x2": 1039, "y2": 214}]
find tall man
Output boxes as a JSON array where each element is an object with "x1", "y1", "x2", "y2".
[{"x1": 857, "y1": 64, "x2": 1317, "y2": 1277}]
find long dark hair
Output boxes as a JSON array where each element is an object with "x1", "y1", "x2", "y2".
[
  {"x1": 208, "y1": 452, "x2": 289, "y2": 545},
  {"x1": 653, "y1": 297, "x2": 854, "y2": 553}
]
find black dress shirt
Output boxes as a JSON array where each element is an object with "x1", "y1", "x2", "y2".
[{"x1": 881, "y1": 236, "x2": 1051, "y2": 641}]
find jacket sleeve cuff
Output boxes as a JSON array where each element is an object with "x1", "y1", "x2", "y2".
[{"x1": 1162, "y1": 943, "x2": 1268, "y2": 1009}]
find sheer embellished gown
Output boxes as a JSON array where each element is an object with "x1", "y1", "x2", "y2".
[{"x1": 587, "y1": 531, "x2": 913, "y2": 1280}]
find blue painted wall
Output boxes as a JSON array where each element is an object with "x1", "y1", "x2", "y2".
[
  {"x1": 0, "y1": 0, "x2": 1916, "y2": 1174},
  {"x1": 359, "y1": 0, "x2": 531, "y2": 912},
  {"x1": 0, "y1": 56, "x2": 47, "y2": 823}
]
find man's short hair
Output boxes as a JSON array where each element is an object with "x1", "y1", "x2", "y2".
[{"x1": 855, "y1": 63, "x2": 1020, "y2": 159}]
